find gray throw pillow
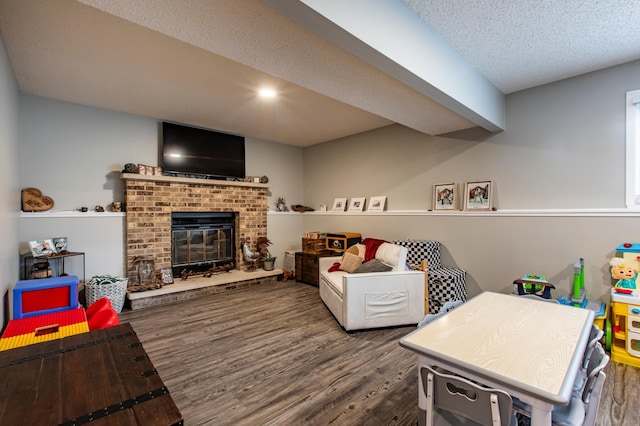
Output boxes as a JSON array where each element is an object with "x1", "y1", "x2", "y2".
[{"x1": 352, "y1": 259, "x2": 392, "y2": 273}]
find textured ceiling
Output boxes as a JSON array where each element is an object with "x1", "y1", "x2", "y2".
[
  {"x1": 1, "y1": 0, "x2": 639, "y2": 147},
  {"x1": 402, "y1": 0, "x2": 640, "y2": 94}
]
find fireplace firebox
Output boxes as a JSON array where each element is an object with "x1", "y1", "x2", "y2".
[{"x1": 171, "y1": 212, "x2": 235, "y2": 277}]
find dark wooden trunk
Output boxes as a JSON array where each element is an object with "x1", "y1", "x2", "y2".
[
  {"x1": 0, "y1": 323, "x2": 182, "y2": 425},
  {"x1": 295, "y1": 251, "x2": 334, "y2": 286}
]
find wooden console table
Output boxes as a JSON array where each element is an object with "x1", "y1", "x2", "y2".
[{"x1": 0, "y1": 323, "x2": 182, "y2": 425}]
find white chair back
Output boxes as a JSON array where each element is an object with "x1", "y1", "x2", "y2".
[
  {"x1": 514, "y1": 343, "x2": 609, "y2": 426},
  {"x1": 417, "y1": 300, "x2": 463, "y2": 328},
  {"x1": 420, "y1": 365, "x2": 514, "y2": 426},
  {"x1": 582, "y1": 371, "x2": 606, "y2": 426},
  {"x1": 581, "y1": 344, "x2": 609, "y2": 403},
  {"x1": 581, "y1": 325, "x2": 605, "y2": 369}
]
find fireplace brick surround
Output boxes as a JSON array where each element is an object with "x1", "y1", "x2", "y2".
[{"x1": 122, "y1": 173, "x2": 269, "y2": 284}]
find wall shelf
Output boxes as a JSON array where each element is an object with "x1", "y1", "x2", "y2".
[
  {"x1": 21, "y1": 211, "x2": 125, "y2": 218},
  {"x1": 23, "y1": 209, "x2": 640, "y2": 219},
  {"x1": 268, "y1": 208, "x2": 640, "y2": 218}
]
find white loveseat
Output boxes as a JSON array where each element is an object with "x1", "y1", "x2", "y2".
[{"x1": 318, "y1": 242, "x2": 425, "y2": 331}]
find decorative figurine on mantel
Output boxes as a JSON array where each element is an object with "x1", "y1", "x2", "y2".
[{"x1": 276, "y1": 197, "x2": 289, "y2": 212}]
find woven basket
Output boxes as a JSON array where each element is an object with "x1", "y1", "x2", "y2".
[{"x1": 86, "y1": 275, "x2": 128, "y2": 313}]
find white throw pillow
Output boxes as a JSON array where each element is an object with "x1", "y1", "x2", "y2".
[{"x1": 374, "y1": 243, "x2": 405, "y2": 270}]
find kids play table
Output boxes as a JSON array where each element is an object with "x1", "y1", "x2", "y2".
[{"x1": 400, "y1": 292, "x2": 594, "y2": 426}]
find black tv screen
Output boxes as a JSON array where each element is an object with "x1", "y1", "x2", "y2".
[{"x1": 161, "y1": 122, "x2": 245, "y2": 179}]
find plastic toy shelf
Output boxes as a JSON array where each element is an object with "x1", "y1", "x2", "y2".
[{"x1": 610, "y1": 291, "x2": 640, "y2": 368}]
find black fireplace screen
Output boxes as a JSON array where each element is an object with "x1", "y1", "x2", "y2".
[{"x1": 171, "y1": 212, "x2": 235, "y2": 276}]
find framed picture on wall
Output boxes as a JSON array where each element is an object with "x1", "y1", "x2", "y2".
[
  {"x1": 367, "y1": 196, "x2": 387, "y2": 212},
  {"x1": 332, "y1": 198, "x2": 347, "y2": 212},
  {"x1": 432, "y1": 183, "x2": 457, "y2": 211},
  {"x1": 463, "y1": 180, "x2": 493, "y2": 211},
  {"x1": 348, "y1": 197, "x2": 366, "y2": 212}
]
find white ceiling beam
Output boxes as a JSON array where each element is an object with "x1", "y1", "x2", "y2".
[{"x1": 263, "y1": 0, "x2": 505, "y2": 132}]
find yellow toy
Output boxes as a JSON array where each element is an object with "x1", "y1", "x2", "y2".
[
  {"x1": 609, "y1": 257, "x2": 638, "y2": 294},
  {"x1": 607, "y1": 243, "x2": 640, "y2": 367}
]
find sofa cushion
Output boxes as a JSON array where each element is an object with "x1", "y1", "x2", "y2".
[
  {"x1": 340, "y1": 252, "x2": 363, "y2": 273},
  {"x1": 345, "y1": 243, "x2": 363, "y2": 256},
  {"x1": 321, "y1": 270, "x2": 349, "y2": 295},
  {"x1": 353, "y1": 259, "x2": 393, "y2": 273}
]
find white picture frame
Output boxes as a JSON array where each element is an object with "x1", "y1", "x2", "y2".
[
  {"x1": 29, "y1": 239, "x2": 57, "y2": 257},
  {"x1": 348, "y1": 197, "x2": 366, "y2": 212},
  {"x1": 367, "y1": 196, "x2": 387, "y2": 212},
  {"x1": 433, "y1": 183, "x2": 457, "y2": 211},
  {"x1": 331, "y1": 198, "x2": 347, "y2": 212},
  {"x1": 464, "y1": 180, "x2": 493, "y2": 211}
]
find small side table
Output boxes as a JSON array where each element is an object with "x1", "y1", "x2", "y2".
[
  {"x1": 295, "y1": 251, "x2": 335, "y2": 286},
  {"x1": 21, "y1": 251, "x2": 86, "y2": 284}
]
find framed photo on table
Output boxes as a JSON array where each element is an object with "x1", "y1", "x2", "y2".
[
  {"x1": 367, "y1": 196, "x2": 387, "y2": 212},
  {"x1": 29, "y1": 239, "x2": 57, "y2": 257},
  {"x1": 348, "y1": 197, "x2": 365, "y2": 212},
  {"x1": 464, "y1": 180, "x2": 493, "y2": 210},
  {"x1": 332, "y1": 198, "x2": 347, "y2": 212},
  {"x1": 432, "y1": 183, "x2": 457, "y2": 211}
]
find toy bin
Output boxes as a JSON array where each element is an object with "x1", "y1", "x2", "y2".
[
  {"x1": 85, "y1": 275, "x2": 128, "y2": 313},
  {"x1": 13, "y1": 275, "x2": 79, "y2": 319}
]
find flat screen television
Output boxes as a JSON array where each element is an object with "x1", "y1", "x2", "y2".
[{"x1": 160, "y1": 122, "x2": 245, "y2": 180}]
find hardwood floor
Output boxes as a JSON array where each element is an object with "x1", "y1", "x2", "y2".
[{"x1": 120, "y1": 281, "x2": 639, "y2": 425}]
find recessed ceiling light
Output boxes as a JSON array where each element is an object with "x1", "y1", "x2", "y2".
[{"x1": 258, "y1": 88, "x2": 277, "y2": 98}]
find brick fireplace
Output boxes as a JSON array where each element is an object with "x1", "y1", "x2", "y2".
[{"x1": 122, "y1": 173, "x2": 268, "y2": 284}]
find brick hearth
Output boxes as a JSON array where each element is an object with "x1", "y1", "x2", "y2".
[
  {"x1": 122, "y1": 173, "x2": 269, "y2": 283},
  {"x1": 126, "y1": 269, "x2": 281, "y2": 310}
]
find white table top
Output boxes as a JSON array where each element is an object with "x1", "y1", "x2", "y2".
[{"x1": 400, "y1": 292, "x2": 594, "y2": 405}]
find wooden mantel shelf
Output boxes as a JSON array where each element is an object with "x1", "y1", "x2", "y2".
[{"x1": 121, "y1": 173, "x2": 270, "y2": 188}]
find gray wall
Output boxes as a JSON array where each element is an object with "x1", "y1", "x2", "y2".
[
  {"x1": 0, "y1": 34, "x2": 20, "y2": 327},
  {"x1": 17, "y1": 95, "x2": 305, "y2": 279},
  {"x1": 301, "y1": 60, "x2": 640, "y2": 302},
  {"x1": 8, "y1": 53, "x2": 640, "y2": 319}
]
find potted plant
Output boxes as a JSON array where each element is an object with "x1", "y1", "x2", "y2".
[{"x1": 263, "y1": 252, "x2": 277, "y2": 271}]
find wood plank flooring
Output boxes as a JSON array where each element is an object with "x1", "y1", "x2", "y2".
[{"x1": 120, "y1": 281, "x2": 640, "y2": 425}]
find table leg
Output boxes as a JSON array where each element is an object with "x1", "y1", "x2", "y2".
[
  {"x1": 529, "y1": 402, "x2": 552, "y2": 426},
  {"x1": 417, "y1": 365, "x2": 427, "y2": 426}
]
